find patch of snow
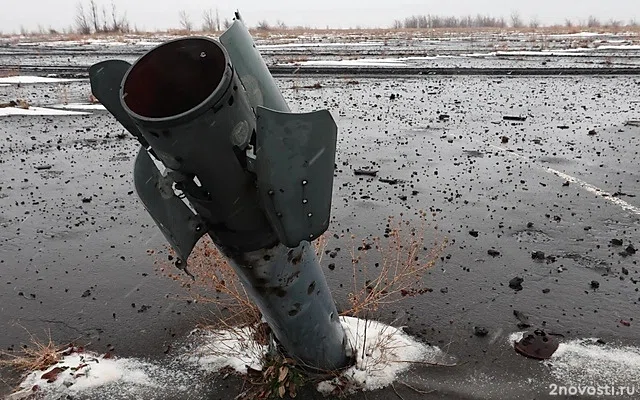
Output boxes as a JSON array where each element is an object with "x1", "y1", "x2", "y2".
[
  {"x1": 280, "y1": 58, "x2": 406, "y2": 67},
  {"x1": 189, "y1": 327, "x2": 268, "y2": 373},
  {"x1": 0, "y1": 106, "x2": 90, "y2": 116},
  {"x1": 9, "y1": 351, "x2": 170, "y2": 400},
  {"x1": 546, "y1": 338, "x2": 640, "y2": 387},
  {"x1": 0, "y1": 76, "x2": 83, "y2": 84},
  {"x1": 258, "y1": 41, "x2": 385, "y2": 49},
  {"x1": 317, "y1": 316, "x2": 444, "y2": 393},
  {"x1": 52, "y1": 103, "x2": 106, "y2": 110},
  {"x1": 12, "y1": 319, "x2": 446, "y2": 399},
  {"x1": 509, "y1": 333, "x2": 640, "y2": 387}
]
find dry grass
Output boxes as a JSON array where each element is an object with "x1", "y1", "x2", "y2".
[
  {"x1": 343, "y1": 211, "x2": 446, "y2": 317},
  {"x1": 155, "y1": 237, "x2": 261, "y2": 328},
  {"x1": 0, "y1": 327, "x2": 67, "y2": 374}
]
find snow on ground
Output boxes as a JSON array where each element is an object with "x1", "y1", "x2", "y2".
[
  {"x1": 52, "y1": 103, "x2": 106, "y2": 110},
  {"x1": 10, "y1": 318, "x2": 443, "y2": 399},
  {"x1": 509, "y1": 332, "x2": 640, "y2": 387},
  {"x1": 0, "y1": 76, "x2": 83, "y2": 85},
  {"x1": 317, "y1": 316, "x2": 444, "y2": 393},
  {"x1": 8, "y1": 350, "x2": 190, "y2": 400},
  {"x1": 0, "y1": 106, "x2": 90, "y2": 116},
  {"x1": 189, "y1": 326, "x2": 268, "y2": 373}
]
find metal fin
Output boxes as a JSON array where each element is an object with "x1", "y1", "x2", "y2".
[
  {"x1": 220, "y1": 20, "x2": 289, "y2": 113},
  {"x1": 133, "y1": 147, "x2": 206, "y2": 261},
  {"x1": 89, "y1": 60, "x2": 150, "y2": 147},
  {"x1": 255, "y1": 107, "x2": 337, "y2": 247}
]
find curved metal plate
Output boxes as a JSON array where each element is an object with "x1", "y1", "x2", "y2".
[
  {"x1": 255, "y1": 107, "x2": 337, "y2": 247},
  {"x1": 89, "y1": 60, "x2": 150, "y2": 148},
  {"x1": 134, "y1": 147, "x2": 205, "y2": 261}
]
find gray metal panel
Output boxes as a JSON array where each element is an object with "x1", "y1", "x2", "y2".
[
  {"x1": 255, "y1": 107, "x2": 337, "y2": 247},
  {"x1": 133, "y1": 147, "x2": 205, "y2": 261},
  {"x1": 89, "y1": 60, "x2": 150, "y2": 147},
  {"x1": 220, "y1": 20, "x2": 290, "y2": 113}
]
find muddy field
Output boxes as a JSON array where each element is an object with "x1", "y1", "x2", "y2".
[{"x1": 1, "y1": 33, "x2": 640, "y2": 399}]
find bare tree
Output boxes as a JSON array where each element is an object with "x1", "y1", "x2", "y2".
[
  {"x1": 75, "y1": 2, "x2": 91, "y2": 34},
  {"x1": 564, "y1": 18, "x2": 573, "y2": 28},
  {"x1": 179, "y1": 10, "x2": 193, "y2": 31},
  {"x1": 202, "y1": 9, "x2": 216, "y2": 31},
  {"x1": 276, "y1": 20, "x2": 287, "y2": 29},
  {"x1": 223, "y1": 18, "x2": 232, "y2": 29},
  {"x1": 510, "y1": 12, "x2": 523, "y2": 28},
  {"x1": 607, "y1": 19, "x2": 622, "y2": 28},
  {"x1": 587, "y1": 15, "x2": 601, "y2": 28},
  {"x1": 529, "y1": 16, "x2": 540, "y2": 29},
  {"x1": 256, "y1": 20, "x2": 271, "y2": 31},
  {"x1": 110, "y1": 2, "x2": 129, "y2": 32},
  {"x1": 89, "y1": 0, "x2": 100, "y2": 33},
  {"x1": 215, "y1": 9, "x2": 220, "y2": 31}
]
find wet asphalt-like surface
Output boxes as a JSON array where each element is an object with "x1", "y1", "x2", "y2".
[{"x1": 2, "y1": 63, "x2": 640, "y2": 398}]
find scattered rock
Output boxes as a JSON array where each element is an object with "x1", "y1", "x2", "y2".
[
  {"x1": 35, "y1": 165, "x2": 52, "y2": 171},
  {"x1": 501, "y1": 136, "x2": 509, "y2": 144},
  {"x1": 438, "y1": 114, "x2": 450, "y2": 122},
  {"x1": 590, "y1": 280, "x2": 600, "y2": 289},
  {"x1": 503, "y1": 115, "x2": 527, "y2": 122},
  {"x1": 474, "y1": 326, "x2": 489, "y2": 337},
  {"x1": 531, "y1": 251, "x2": 546, "y2": 261},
  {"x1": 81, "y1": 290, "x2": 91, "y2": 298},
  {"x1": 328, "y1": 263, "x2": 335, "y2": 271},
  {"x1": 487, "y1": 249, "x2": 501, "y2": 257},
  {"x1": 610, "y1": 238, "x2": 624, "y2": 247},
  {"x1": 542, "y1": 288, "x2": 551, "y2": 294},
  {"x1": 354, "y1": 169, "x2": 378, "y2": 177},
  {"x1": 513, "y1": 310, "x2": 530, "y2": 328},
  {"x1": 620, "y1": 320, "x2": 631, "y2": 327},
  {"x1": 509, "y1": 277, "x2": 524, "y2": 291},
  {"x1": 379, "y1": 177, "x2": 399, "y2": 185},
  {"x1": 469, "y1": 230, "x2": 479, "y2": 238},
  {"x1": 588, "y1": 129, "x2": 597, "y2": 135}
]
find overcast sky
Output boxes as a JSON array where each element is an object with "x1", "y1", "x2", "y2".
[{"x1": 2, "y1": 0, "x2": 638, "y2": 33}]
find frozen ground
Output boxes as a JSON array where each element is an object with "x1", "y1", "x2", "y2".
[{"x1": 1, "y1": 36, "x2": 640, "y2": 399}]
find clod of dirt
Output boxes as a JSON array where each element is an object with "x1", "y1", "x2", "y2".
[
  {"x1": 501, "y1": 136, "x2": 509, "y2": 144},
  {"x1": 469, "y1": 230, "x2": 479, "y2": 238},
  {"x1": 509, "y1": 277, "x2": 524, "y2": 291},
  {"x1": 354, "y1": 169, "x2": 378, "y2": 177},
  {"x1": 474, "y1": 326, "x2": 489, "y2": 337},
  {"x1": 590, "y1": 280, "x2": 600, "y2": 289},
  {"x1": 588, "y1": 129, "x2": 597, "y2": 135},
  {"x1": 503, "y1": 115, "x2": 527, "y2": 122},
  {"x1": 611, "y1": 239, "x2": 624, "y2": 246},
  {"x1": 488, "y1": 249, "x2": 501, "y2": 257},
  {"x1": 513, "y1": 310, "x2": 530, "y2": 328},
  {"x1": 514, "y1": 330, "x2": 559, "y2": 360},
  {"x1": 531, "y1": 251, "x2": 546, "y2": 261}
]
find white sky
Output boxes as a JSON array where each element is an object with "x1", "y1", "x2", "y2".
[{"x1": 1, "y1": 0, "x2": 638, "y2": 33}]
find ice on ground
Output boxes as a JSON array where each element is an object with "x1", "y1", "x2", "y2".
[
  {"x1": 188, "y1": 326, "x2": 268, "y2": 373},
  {"x1": 318, "y1": 316, "x2": 444, "y2": 393},
  {"x1": 0, "y1": 76, "x2": 83, "y2": 84},
  {"x1": 509, "y1": 333, "x2": 640, "y2": 387},
  {"x1": 0, "y1": 106, "x2": 90, "y2": 116}
]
